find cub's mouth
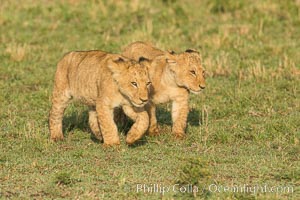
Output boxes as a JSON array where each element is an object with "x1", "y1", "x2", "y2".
[
  {"x1": 189, "y1": 89, "x2": 202, "y2": 94},
  {"x1": 120, "y1": 91, "x2": 148, "y2": 108},
  {"x1": 131, "y1": 95, "x2": 149, "y2": 107},
  {"x1": 189, "y1": 85, "x2": 205, "y2": 94},
  {"x1": 131, "y1": 102, "x2": 147, "y2": 108}
]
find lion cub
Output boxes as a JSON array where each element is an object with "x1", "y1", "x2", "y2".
[
  {"x1": 122, "y1": 42, "x2": 206, "y2": 138},
  {"x1": 49, "y1": 50, "x2": 152, "y2": 145}
]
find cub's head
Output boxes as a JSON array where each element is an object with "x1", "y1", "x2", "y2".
[
  {"x1": 107, "y1": 56, "x2": 151, "y2": 107},
  {"x1": 166, "y1": 49, "x2": 206, "y2": 94}
]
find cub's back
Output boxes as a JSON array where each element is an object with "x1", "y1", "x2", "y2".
[
  {"x1": 122, "y1": 41, "x2": 165, "y2": 61},
  {"x1": 66, "y1": 50, "x2": 107, "y2": 74},
  {"x1": 60, "y1": 50, "x2": 111, "y2": 104}
]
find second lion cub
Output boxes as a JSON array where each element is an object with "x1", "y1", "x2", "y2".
[
  {"x1": 49, "y1": 50, "x2": 152, "y2": 145},
  {"x1": 122, "y1": 42, "x2": 206, "y2": 138}
]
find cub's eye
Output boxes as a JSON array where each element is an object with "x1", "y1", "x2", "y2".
[
  {"x1": 146, "y1": 82, "x2": 152, "y2": 86},
  {"x1": 202, "y1": 70, "x2": 206, "y2": 78},
  {"x1": 131, "y1": 82, "x2": 138, "y2": 87},
  {"x1": 190, "y1": 70, "x2": 196, "y2": 75}
]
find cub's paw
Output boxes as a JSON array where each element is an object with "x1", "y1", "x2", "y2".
[
  {"x1": 126, "y1": 136, "x2": 139, "y2": 145},
  {"x1": 172, "y1": 131, "x2": 186, "y2": 139},
  {"x1": 126, "y1": 131, "x2": 143, "y2": 145},
  {"x1": 148, "y1": 126, "x2": 160, "y2": 136},
  {"x1": 50, "y1": 133, "x2": 64, "y2": 142},
  {"x1": 93, "y1": 133, "x2": 103, "y2": 142},
  {"x1": 103, "y1": 140, "x2": 121, "y2": 147}
]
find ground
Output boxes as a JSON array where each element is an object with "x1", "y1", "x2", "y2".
[{"x1": 0, "y1": 0, "x2": 299, "y2": 199}]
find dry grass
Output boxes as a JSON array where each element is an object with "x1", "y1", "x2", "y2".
[
  {"x1": 5, "y1": 43, "x2": 28, "y2": 62},
  {"x1": 204, "y1": 53, "x2": 299, "y2": 81}
]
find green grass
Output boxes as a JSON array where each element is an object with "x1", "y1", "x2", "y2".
[{"x1": 0, "y1": 0, "x2": 299, "y2": 199}]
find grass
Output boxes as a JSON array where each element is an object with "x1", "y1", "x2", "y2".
[{"x1": 0, "y1": 0, "x2": 299, "y2": 199}]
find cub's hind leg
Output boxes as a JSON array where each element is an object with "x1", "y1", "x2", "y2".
[
  {"x1": 49, "y1": 87, "x2": 71, "y2": 141},
  {"x1": 49, "y1": 56, "x2": 72, "y2": 141},
  {"x1": 88, "y1": 107, "x2": 103, "y2": 142}
]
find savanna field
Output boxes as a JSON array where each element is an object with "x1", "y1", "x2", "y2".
[{"x1": 0, "y1": 0, "x2": 299, "y2": 199}]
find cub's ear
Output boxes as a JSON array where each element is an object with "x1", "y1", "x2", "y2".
[
  {"x1": 138, "y1": 57, "x2": 149, "y2": 63},
  {"x1": 185, "y1": 49, "x2": 199, "y2": 54},
  {"x1": 166, "y1": 58, "x2": 177, "y2": 72},
  {"x1": 139, "y1": 57, "x2": 151, "y2": 68},
  {"x1": 167, "y1": 50, "x2": 176, "y2": 55},
  {"x1": 107, "y1": 56, "x2": 127, "y2": 75},
  {"x1": 114, "y1": 57, "x2": 126, "y2": 63},
  {"x1": 166, "y1": 58, "x2": 177, "y2": 65}
]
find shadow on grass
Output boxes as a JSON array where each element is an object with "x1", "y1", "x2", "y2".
[
  {"x1": 60, "y1": 106, "x2": 201, "y2": 144},
  {"x1": 128, "y1": 136, "x2": 148, "y2": 148},
  {"x1": 61, "y1": 110, "x2": 146, "y2": 146},
  {"x1": 157, "y1": 107, "x2": 201, "y2": 127},
  {"x1": 62, "y1": 110, "x2": 103, "y2": 143}
]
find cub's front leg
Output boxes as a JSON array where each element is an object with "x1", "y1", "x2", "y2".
[
  {"x1": 146, "y1": 102, "x2": 159, "y2": 136},
  {"x1": 122, "y1": 105, "x2": 149, "y2": 145},
  {"x1": 96, "y1": 100, "x2": 120, "y2": 146},
  {"x1": 171, "y1": 96, "x2": 189, "y2": 138}
]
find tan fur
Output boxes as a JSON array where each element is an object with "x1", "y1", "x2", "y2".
[
  {"x1": 49, "y1": 50, "x2": 151, "y2": 145},
  {"x1": 122, "y1": 42, "x2": 206, "y2": 138}
]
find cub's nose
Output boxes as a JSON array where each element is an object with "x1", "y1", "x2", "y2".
[
  {"x1": 199, "y1": 85, "x2": 205, "y2": 90},
  {"x1": 139, "y1": 97, "x2": 148, "y2": 103}
]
